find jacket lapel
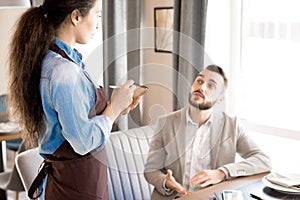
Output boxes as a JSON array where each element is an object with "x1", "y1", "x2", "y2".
[{"x1": 210, "y1": 112, "x2": 225, "y2": 168}]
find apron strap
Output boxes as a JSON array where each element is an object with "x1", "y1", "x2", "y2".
[
  {"x1": 28, "y1": 161, "x2": 51, "y2": 199},
  {"x1": 50, "y1": 43, "x2": 107, "y2": 117}
]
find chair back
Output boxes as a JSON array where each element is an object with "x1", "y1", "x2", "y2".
[
  {"x1": 106, "y1": 125, "x2": 154, "y2": 200},
  {"x1": 0, "y1": 94, "x2": 7, "y2": 112},
  {"x1": 15, "y1": 148, "x2": 43, "y2": 194},
  {"x1": 0, "y1": 94, "x2": 8, "y2": 122},
  {"x1": 0, "y1": 141, "x2": 26, "y2": 191}
]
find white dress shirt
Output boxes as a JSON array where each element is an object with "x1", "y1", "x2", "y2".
[{"x1": 183, "y1": 109, "x2": 212, "y2": 192}]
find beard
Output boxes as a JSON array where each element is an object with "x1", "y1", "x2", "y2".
[{"x1": 188, "y1": 92, "x2": 216, "y2": 110}]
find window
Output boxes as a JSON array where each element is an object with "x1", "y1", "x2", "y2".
[
  {"x1": 206, "y1": 0, "x2": 300, "y2": 172},
  {"x1": 238, "y1": 0, "x2": 300, "y2": 132}
]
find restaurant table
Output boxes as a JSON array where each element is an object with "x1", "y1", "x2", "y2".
[
  {"x1": 177, "y1": 172, "x2": 300, "y2": 200},
  {"x1": 0, "y1": 122, "x2": 22, "y2": 200}
]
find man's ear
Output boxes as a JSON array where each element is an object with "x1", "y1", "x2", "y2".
[
  {"x1": 218, "y1": 94, "x2": 225, "y2": 103},
  {"x1": 70, "y1": 9, "x2": 81, "y2": 26}
]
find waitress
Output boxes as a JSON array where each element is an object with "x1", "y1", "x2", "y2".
[{"x1": 8, "y1": 0, "x2": 138, "y2": 199}]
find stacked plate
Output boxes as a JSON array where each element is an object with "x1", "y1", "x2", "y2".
[
  {"x1": 262, "y1": 172, "x2": 300, "y2": 195},
  {"x1": 0, "y1": 121, "x2": 19, "y2": 133}
]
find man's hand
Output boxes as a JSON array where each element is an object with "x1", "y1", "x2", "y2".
[
  {"x1": 165, "y1": 169, "x2": 191, "y2": 195},
  {"x1": 189, "y1": 169, "x2": 225, "y2": 188}
]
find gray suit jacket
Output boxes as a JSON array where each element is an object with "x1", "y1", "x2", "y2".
[{"x1": 144, "y1": 106, "x2": 271, "y2": 200}]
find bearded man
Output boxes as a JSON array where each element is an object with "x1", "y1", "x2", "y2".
[{"x1": 144, "y1": 65, "x2": 272, "y2": 200}]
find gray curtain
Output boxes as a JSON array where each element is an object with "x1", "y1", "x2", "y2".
[
  {"x1": 103, "y1": 0, "x2": 141, "y2": 131},
  {"x1": 173, "y1": 0, "x2": 208, "y2": 110}
]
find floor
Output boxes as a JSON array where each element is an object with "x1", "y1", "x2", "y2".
[{"x1": 6, "y1": 149, "x2": 27, "y2": 200}]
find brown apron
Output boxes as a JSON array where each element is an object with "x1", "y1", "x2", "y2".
[{"x1": 28, "y1": 44, "x2": 108, "y2": 200}]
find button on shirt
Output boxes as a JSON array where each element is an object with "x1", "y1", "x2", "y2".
[
  {"x1": 39, "y1": 38, "x2": 112, "y2": 157},
  {"x1": 183, "y1": 109, "x2": 212, "y2": 192}
]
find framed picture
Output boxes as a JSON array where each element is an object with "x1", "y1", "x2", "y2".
[{"x1": 154, "y1": 7, "x2": 174, "y2": 53}]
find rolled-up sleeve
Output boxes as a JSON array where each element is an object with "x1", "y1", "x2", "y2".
[{"x1": 50, "y1": 62, "x2": 112, "y2": 155}]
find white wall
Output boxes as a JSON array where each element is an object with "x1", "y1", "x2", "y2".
[{"x1": 0, "y1": 8, "x2": 28, "y2": 95}]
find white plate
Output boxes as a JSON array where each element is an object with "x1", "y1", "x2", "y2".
[
  {"x1": 0, "y1": 122, "x2": 20, "y2": 133},
  {"x1": 262, "y1": 176, "x2": 300, "y2": 195}
]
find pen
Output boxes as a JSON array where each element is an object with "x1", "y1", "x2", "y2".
[
  {"x1": 109, "y1": 84, "x2": 149, "y2": 89},
  {"x1": 109, "y1": 85, "x2": 121, "y2": 89},
  {"x1": 249, "y1": 193, "x2": 264, "y2": 200}
]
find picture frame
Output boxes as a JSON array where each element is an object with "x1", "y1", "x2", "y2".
[{"x1": 154, "y1": 7, "x2": 174, "y2": 53}]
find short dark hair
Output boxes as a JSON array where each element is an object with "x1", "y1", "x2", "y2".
[{"x1": 204, "y1": 64, "x2": 228, "y2": 89}]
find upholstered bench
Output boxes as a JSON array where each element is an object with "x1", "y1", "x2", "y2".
[{"x1": 106, "y1": 125, "x2": 154, "y2": 200}]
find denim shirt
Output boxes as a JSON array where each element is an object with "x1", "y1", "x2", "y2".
[{"x1": 39, "y1": 38, "x2": 112, "y2": 157}]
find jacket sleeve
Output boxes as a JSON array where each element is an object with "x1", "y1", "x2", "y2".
[
  {"x1": 222, "y1": 118, "x2": 272, "y2": 177},
  {"x1": 144, "y1": 118, "x2": 173, "y2": 196}
]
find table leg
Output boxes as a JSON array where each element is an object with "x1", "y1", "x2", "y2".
[{"x1": 0, "y1": 141, "x2": 8, "y2": 199}]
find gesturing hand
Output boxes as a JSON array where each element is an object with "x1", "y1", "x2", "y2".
[
  {"x1": 165, "y1": 169, "x2": 191, "y2": 195},
  {"x1": 189, "y1": 169, "x2": 225, "y2": 188}
]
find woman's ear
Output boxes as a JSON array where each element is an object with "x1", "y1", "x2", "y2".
[{"x1": 70, "y1": 9, "x2": 81, "y2": 26}]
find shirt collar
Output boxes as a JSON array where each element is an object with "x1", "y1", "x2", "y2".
[
  {"x1": 186, "y1": 106, "x2": 213, "y2": 127},
  {"x1": 54, "y1": 38, "x2": 85, "y2": 69}
]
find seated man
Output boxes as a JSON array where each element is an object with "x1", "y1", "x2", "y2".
[{"x1": 144, "y1": 64, "x2": 271, "y2": 199}]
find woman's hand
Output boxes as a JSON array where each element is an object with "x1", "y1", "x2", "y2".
[
  {"x1": 103, "y1": 80, "x2": 136, "y2": 121},
  {"x1": 119, "y1": 95, "x2": 141, "y2": 116}
]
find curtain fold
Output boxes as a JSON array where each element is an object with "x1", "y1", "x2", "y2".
[
  {"x1": 103, "y1": 0, "x2": 141, "y2": 131},
  {"x1": 173, "y1": 0, "x2": 208, "y2": 110},
  {"x1": 126, "y1": 0, "x2": 142, "y2": 129}
]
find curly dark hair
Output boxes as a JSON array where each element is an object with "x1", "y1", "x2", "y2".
[{"x1": 8, "y1": 0, "x2": 97, "y2": 147}]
